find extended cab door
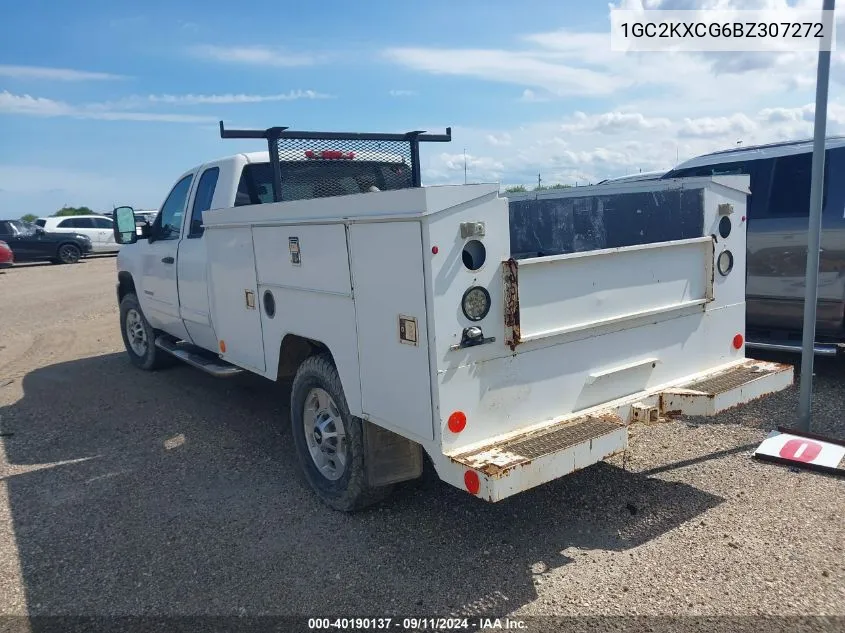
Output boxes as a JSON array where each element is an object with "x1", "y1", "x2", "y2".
[
  {"x1": 141, "y1": 173, "x2": 194, "y2": 338},
  {"x1": 175, "y1": 165, "x2": 221, "y2": 351}
]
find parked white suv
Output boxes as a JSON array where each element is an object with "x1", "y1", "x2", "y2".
[{"x1": 35, "y1": 215, "x2": 120, "y2": 253}]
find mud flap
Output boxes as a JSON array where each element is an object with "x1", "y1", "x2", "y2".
[{"x1": 363, "y1": 420, "x2": 424, "y2": 487}]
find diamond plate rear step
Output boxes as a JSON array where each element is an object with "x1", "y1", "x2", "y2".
[
  {"x1": 448, "y1": 412, "x2": 627, "y2": 501},
  {"x1": 660, "y1": 358, "x2": 793, "y2": 417}
]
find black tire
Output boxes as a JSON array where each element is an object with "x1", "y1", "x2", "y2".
[
  {"x1": 119, "y1": 292, "x2": 175, "y2": 370},
  {"x1": 57, "y1": 243, "x2": 81, "y2": 264},
  {"x1": 290, "y1": 354, "x2": 391, "y2": 512}
]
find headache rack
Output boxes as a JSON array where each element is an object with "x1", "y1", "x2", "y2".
[{"x1": 219, "y1": 120, "x2": 452, "y2": 202}]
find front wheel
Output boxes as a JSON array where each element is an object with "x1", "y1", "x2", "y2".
[
  {"x1": 57, "y1": 243, "x2": 81, "y2": 264},
  {"x1": 290, "y1": 354, "x2": 391, "y2": 511},
  {"x1": 119, "y1": 292, "x2": 175, "y2": 370}
]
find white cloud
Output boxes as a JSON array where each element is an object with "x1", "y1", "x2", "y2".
[
  {"x1": 0, "y1": 65, "x2": 124, "y2": 81},
  {"x1": 419, "y1": 101, "x2": 845, "y2": 188},
  {"x1": 486, "y1": 133, "x2": 512, "y2": 146},
  {"x1": 191, "y1": 45, "x2": 322, "y2": 67},
  {"x1": 0, "y1": 91, "x2": 215, "y2": 124},
  {"x1": 385, "y1": 6, "x2": 845, "y2": 185},
  {"x1": 561, "y1": 111, "x2": 672, "y2": 134},
  {"x1": 383, "y1": 44, "x2": 623, "y2": 97},
  {"x1": 520, "y1": 89, "x2": 551, "y2": 102},
  {"x1": 677, "y1": 113, "x2": 756, "y2": 138},
  {"x1": 146, "y1": 90, "x2": 333, "y2": 105}
]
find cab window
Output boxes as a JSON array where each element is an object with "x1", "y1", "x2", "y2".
[
  {"x1": 189, "y1": 167, "x2": 219, "y2": 238},
  {"x1": 158, "y1": 175, "x2": 193, "y2": 240}
]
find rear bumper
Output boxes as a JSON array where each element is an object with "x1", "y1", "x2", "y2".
[
  {"x1": 439, "y1": 358, "x2": 794, "y2": 502},
  {"x1": 0, "y1": 261, "x2": 12, "y2": 269}
]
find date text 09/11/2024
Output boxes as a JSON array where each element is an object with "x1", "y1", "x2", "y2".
[{"x1": 307, "y1": 617, "x2": 528, "y2": 630}]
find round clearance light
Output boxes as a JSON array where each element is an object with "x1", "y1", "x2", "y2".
[
  {"x1": 717, "y1": 250, "x2": 734, "y2": 276},
  {"x1": 719, "y1": 216, "x2": 732, "y2": 239},
  {"x1": 462, "y1": 286, "x2": 491, "y2": 322}
]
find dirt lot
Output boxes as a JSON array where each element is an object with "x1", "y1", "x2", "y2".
[{"x1": 0, "y1": 257, "x2": 843, "y2": 622}]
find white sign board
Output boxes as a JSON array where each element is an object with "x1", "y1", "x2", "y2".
[{"x1": 754, "y1": 429, "x2": 845, "y2": 472}]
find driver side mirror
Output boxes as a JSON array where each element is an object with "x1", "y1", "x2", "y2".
[
  {"x1": 114, "y1": 206, "x2": 138, "y2": 245},
  {"x1": 34, "y1": 226, "x2": 45, "y2": 236}
]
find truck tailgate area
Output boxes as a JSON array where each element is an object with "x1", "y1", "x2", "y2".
[{"x1": 448, "y1": 358, "x2": 792, "y2": 502}]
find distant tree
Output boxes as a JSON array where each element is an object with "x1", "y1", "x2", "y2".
[
  {"x1": 20, "y1": 213, "x2": 37, "y2": 223},
  {"x1": 534, "y1": 183, "x2": 572, "y2": 191},
  {"x1": 54, "y1": 206, "x2": 95, "y2": 217},
  {"x1": 504, "y1": 185, "x2": 527, "y2": 193}
]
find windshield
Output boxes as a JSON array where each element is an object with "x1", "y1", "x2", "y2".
[
  {"x1": 8, "y1": 220, "x2": 36, "y2": 236},
  {"x1": 235, "y1": 160, "x2": 413, "y2": 206}
]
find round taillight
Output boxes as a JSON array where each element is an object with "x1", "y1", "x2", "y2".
[
  {"x1": 432, "y1": 246, "x2": 439, "y2": 254},
  {"x1": 464, "y1": 471, "x2": 480, "y2": 495},
  {"x1": 461, "y1": 286, "x2": 491, "y2": 322},
  {"x1": 448, "y1": 411, "x2": 467, "y2": 433},
  {"x1": 733, "y1": 334, "x2": 744, "y2": 350}
]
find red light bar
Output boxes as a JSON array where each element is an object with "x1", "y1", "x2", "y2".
[{"x1": 304, "y1": 150, "x2": 356, "y2": 160}]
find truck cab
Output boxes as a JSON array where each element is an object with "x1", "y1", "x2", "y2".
[{"x1": 117, "y1": 142, "x2": 418, "y2": 353}]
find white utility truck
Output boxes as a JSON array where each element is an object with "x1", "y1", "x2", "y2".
[{"x1": 113, "y1": 122, "x2": 794, "y2": 511}]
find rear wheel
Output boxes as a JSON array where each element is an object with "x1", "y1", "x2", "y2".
[
  {"x1": 290, "y1": 354, "x2": 391, "y2": 511},
  {"x1": 119, "y1": 292, "x2": 175, "y2": 370},
  {"x1": 56, "y1": 243, "x2": 81, "y2": 264}
]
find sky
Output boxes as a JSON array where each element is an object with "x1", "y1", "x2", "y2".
[{"x1": 1, "y1": 0, "x2": 844, "y2": 217}]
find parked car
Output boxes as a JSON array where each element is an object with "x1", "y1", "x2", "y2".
[
  {"x1": 0, "y1": 219, "x2": 93, "y2": 264},
  {"x1": 34, "y1": 215, "x2": 120, "y2": 253},
  {"x1": 0, "y1": 240, "x2": 13, "y2": 268},
  {"x1": 661, "y1": 136, "x2": 845, "y2": 355}
]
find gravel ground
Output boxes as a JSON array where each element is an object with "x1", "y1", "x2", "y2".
[{"x1": 0, "y1": 257, "x2": 843, "y2": 621}]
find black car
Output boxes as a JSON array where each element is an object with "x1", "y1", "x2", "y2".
[{"x1": 0, "y1": 219, "x2": 93, "y2": 264}]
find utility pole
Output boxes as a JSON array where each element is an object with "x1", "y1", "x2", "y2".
[
  {"x1": 537, "y1": 173, "x2": 542, "y2": 190},
  {"x1": 797, "y1": 0, "x2": 835, "y2": 432},
  {"x1": 463, "y1": 148, "x2": 467, "y2": 184}
]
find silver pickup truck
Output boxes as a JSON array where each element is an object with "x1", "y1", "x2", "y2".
[{"x1": 663, "y1": 137, "x2": 845, "y2": 357}]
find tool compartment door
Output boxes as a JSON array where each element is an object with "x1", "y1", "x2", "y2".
[
  {"x1": 349, "y1": 221, "x2": 433, "y2": 441},
  {"x1": 204, "y1": 226, "x2": 266, "y2": 372},
  {"x1": 509, "y1": 236, "x2": 715, "y2": 345}
]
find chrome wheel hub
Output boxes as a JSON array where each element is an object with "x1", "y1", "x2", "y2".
[
  {"x1": 303, "y1": 387, "x2": 347, "y2": 481},
  {"x1": 125, "y1": 309, "x2": 148, "y2": 357}
]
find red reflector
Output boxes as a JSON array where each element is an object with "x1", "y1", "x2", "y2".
[
  {"x1": 431, "y1": 246, "x2": 439, "y2": 255},
  {"x1": 464, "y1": 471, "x2": 480, "y2": 495},
  {"x1": 448, "y1": 411, "x2": 466, "y2": 433},
  {"x1": 733, "y1": 334, "x2": 744, "y2": 349}
]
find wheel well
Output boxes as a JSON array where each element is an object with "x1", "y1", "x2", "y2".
[
  {"x1": 117, "y1": 271, "x2": 136, "y2": 302},
  {"x1": 277, "y1": 334, "x2": 332, "y2": 380}
]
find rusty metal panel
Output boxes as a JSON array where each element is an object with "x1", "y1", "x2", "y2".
[{"x1": 502, "y1": 258, "x2": 520, "y2": 350}]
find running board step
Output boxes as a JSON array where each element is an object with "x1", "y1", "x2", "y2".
[
  {"x1": 448, "y1": 413, "x2": 627, "y2": 502},
  {"x1": 660, "y1": 359, "x2": 793, "y2": 417},
  {"x1": 154, "y1": 336, "x2": 244, "y2": 378}
]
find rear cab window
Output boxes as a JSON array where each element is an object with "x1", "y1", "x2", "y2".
[{"x1": 234, "y1": 159, "x2": 413, "y2": 206}]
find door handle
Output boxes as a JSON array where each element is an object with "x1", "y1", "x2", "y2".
[{"x1": 161, "y1": 256, "x2": 175, "y2": 264}]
